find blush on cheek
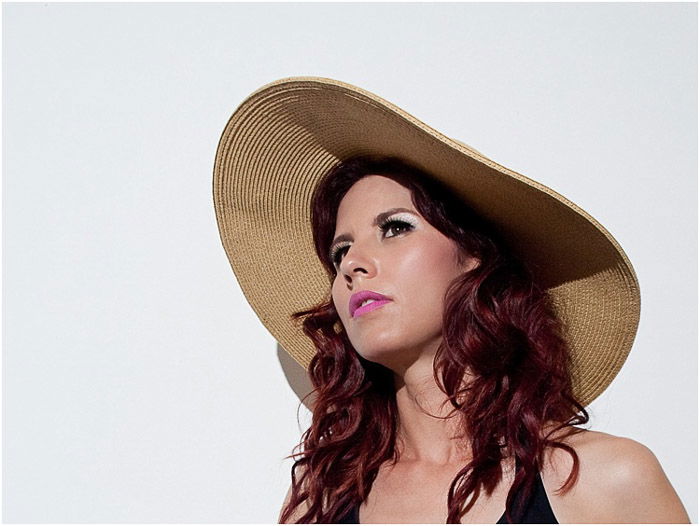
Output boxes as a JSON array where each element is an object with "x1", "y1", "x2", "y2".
[{"x1": 331, "y1": 287, "x2": 342, "y2": 314}]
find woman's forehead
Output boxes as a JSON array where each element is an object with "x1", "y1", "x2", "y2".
[{"x1": 336, "y1": 175, "x2": 414, "y2": 221}]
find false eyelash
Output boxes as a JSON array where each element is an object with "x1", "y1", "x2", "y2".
[
  {"x1": 330, "y1": 242, "x2": 351, "y2": 267},
  {"x1": 329, "y1": 214, "x2": 417, "y2": 267},
  {"x1": 378, "y1": 217, "x2": 416, "y2": 236}
]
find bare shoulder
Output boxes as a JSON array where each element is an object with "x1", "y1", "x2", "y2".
[
  {"x1": 540, "y1": 428, "x2": 690, "y2": 523},
  {"x1": 278, "y1": 464, "x2": 311, "y2": 523}
]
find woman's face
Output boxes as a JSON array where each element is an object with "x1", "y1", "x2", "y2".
[{"x1": 330, "y1": 175, "x2": 476, "y2": 372}]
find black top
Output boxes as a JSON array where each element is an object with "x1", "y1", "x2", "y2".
[{"x1": 336, "y1": 471, "x2": 558, "y2": 524}]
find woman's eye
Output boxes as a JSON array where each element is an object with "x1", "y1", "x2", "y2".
[
  {"x1": 332, "y1": 245, "x2": 350, "y2": 267},
  {"x1": 381, "y1": 219, "x2": 414, "y2": 238},
  {"x1": 331, "y1": 218, "x2": 415, "y2": 269}
]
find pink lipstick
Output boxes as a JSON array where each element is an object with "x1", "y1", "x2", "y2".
[{"x1": 350, "y1": 290, "x2": 392, "y2": 318}]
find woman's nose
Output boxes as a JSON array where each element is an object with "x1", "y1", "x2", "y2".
[{"x1": 339, "y1": 243, "x2": 377, "y2": 281}]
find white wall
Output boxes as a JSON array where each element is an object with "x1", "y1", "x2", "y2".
[{"x1": 3, "y1": 3, "x2": 696, "y2": 522}]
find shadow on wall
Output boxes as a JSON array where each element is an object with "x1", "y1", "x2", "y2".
[{"x1": 277, "y1": 343, "x2": 315, "y2": 412}]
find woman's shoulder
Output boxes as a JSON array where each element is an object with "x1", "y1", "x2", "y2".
[
  {"x1": 540, "y1": 427, "x2": 689, "y2": 523},
  {"x1": 279, "y1": 463, "x2": 311, "y2": 523}
]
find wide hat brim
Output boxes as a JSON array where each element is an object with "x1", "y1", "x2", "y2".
[{"x1": 213, "y1": 77, "x2": 640, "y2": 407}]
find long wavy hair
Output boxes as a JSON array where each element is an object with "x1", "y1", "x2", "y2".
[{"x1": 279, "y1": 155, "x2": 589, "y2": 523}]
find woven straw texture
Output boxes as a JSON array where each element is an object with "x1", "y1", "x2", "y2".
[{"x1": 213, "y1": 77, "x2": 641, "y2": 407}]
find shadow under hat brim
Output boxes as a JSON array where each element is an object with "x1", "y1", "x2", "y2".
[{"x1": 213, "y1": 76, "x2": 641, "y2": 407}]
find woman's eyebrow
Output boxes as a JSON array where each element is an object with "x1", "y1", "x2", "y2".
[{"x1": 330, "y1": 207, "x2": 417, "y2": 248}]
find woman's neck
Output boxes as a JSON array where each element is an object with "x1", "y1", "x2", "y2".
[{"x1": 392, "y1": 355, "x2": 471, "y2": 466}]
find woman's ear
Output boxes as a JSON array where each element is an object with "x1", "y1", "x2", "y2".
[
  {"x1": 463, "y1": 256, "x2": 480, "y2": 273},
  {"x1": 456, "y1": 248, "x2": 480, "y2": 273}
]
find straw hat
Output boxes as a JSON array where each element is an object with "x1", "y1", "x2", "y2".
[{"x1": 213, "y1": 77, "x2": 640, "y2": 407}]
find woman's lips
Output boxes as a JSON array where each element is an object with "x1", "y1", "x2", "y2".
[
  {"x1": 349, "y1": 290, "x2": 392, "y2": 316},
  {"x1": 353, "y1": 299, "x2": 392, "y2": 318}
]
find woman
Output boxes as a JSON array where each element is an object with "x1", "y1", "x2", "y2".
[{"x1": 213, "y1": 78, "x2": 689, "y2": 523}]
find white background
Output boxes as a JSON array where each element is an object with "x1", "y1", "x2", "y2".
[{"x1": 3, "y1": 2, "x2": 697, "y2": 523}]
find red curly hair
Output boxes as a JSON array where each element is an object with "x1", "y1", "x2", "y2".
[{"x1": 279, "y1": 155, "x2": 589, "y2": 523}]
